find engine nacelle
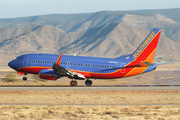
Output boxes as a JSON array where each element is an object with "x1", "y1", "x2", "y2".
[{"x1": 39, "y1": 69, "x2": 60, "y2": 80}]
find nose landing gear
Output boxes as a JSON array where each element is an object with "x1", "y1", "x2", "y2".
[
  {"x1": 23, "y1": 77, "x2": 27, "y2": 81},
  {"x1": 22, "y1": 73, "x2": 27, "y2": 81}
]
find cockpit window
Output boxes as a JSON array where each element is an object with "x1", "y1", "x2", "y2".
[{"x1": 14, "y1": 58, "x2": 19, "y2": 61}]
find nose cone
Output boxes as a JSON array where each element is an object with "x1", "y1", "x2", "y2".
[{"x1": 8, "y1": 60, "x2": 15, "y2": 69}]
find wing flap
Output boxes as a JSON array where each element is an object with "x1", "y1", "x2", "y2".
[{"x1": 52, "y1": 53, "x2": 86, "y2": 79}]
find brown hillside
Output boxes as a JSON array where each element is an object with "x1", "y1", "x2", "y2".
[{"x1": 0, "y1": 23, "x2": 180, "y2": 67}]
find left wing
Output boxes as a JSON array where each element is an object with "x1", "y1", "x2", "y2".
[{"x1": 52, "y1": 53, "x2": 86, "y2": 79}]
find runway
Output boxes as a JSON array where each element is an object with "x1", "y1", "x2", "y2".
[{"x1": 0, "y1": 85, "x2": 180, "y2": 91}]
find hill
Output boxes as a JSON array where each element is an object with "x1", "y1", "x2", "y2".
[
  {"x1": 0, "y1": 23, "x2": 180, "y2": 67},
  {"x1": 1, "y1": 8, "x2": 180, "y2": 42},
  {"x1": 0, "y1": 8, "x2": 180, "y2": 67}
]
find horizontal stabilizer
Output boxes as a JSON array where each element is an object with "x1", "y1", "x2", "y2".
[
  {"x1": 138, "y1": 61, "x2": 151, "y2": 67},
  {"x1": 156, "y1": 61, "x2": 177, "y2": 65}
]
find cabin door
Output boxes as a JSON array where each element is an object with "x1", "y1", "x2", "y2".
[
  {"x1": 23, "y1": 55, "x2": 29, "y2": 66},
  {"x1": 120, "y1": 62, "x2": 126, "y2": 74}
]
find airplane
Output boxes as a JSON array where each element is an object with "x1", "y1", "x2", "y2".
[{"x1": 8, "y1": 28, "x2": 161, "y2": 86}]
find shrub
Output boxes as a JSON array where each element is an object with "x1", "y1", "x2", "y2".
[{"x1": 3, "y1": 73, "x2": 18, "y2": 82}]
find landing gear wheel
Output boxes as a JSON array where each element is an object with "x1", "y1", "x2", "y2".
[
  {"x1": 85, "y1": 80, "x2": 92, "y2": 86},
  {"x1": 23, "y1": 77, "x2": 27, "y2": 81},
  {"x1": 70, "y1": 81, "x2": 77, "y2": 86}
]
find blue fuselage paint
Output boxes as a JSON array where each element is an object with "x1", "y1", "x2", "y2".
[
  {"x1": 9, "y1": 53, "x2": 129, "y2": 73},
  {"x1": 8, "y1": 53, "x2": 156, "y2": 79}
]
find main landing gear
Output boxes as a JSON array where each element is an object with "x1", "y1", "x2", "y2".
[
  {"x1": 85, "y1": 79, "x2": 92, "y2": 86},
  {"x1": 70, "y1": 80, "x2": 77, "y2": 86},
  {"x1": 70, "y1": 79, "x2": 93, "y2": 86}
]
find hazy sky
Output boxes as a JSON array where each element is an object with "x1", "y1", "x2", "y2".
[{"x1": 0, "y1": 0, "x2": 180, "y2": 18}]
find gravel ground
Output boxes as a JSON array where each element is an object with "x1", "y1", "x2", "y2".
[{"x1": 0, "y1": 90, "x2": 180, "y2": 119}]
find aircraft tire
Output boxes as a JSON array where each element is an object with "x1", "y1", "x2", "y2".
[
  {"x1": 23, "y1": 77, "x2": 27, "y2": 81},
  {"x1": 85, "y1": 80, "x2": 92, "y2": 86},
  {"x1": 70, "y1": 81, "x2": 77, "y2": 86}
]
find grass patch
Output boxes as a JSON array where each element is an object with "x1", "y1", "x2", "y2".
[{"x1": 3, "y1": 73, "x2": 18, "y2": 82}]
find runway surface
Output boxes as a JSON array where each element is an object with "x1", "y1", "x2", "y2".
[{"x1": 0, "y1": 86, "x2": 180, "y2": 91}]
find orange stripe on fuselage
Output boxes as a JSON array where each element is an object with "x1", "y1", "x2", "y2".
[
  {"x1": 16, "y1": 66, "x2": 52, "y2": 74},
  {"x1": 123, "y1": 67, "x2": 147, "y2": 77}
]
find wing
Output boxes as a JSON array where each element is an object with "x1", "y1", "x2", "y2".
[{"x1": 52, "y1": 53, "x2": 86, "y2": 79}]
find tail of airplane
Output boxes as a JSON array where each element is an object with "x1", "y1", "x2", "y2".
[{"x1": 131, "y1": 28, "x2": 161, "y2": 64}]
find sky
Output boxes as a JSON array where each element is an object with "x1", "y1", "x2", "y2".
[{"x1": 0, "y1": 0, "x2": 180, "y2": 18}]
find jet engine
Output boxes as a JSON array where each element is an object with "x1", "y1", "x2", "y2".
[{"x1": 39, "y1": 69, "x2": 60, "y2": 80}]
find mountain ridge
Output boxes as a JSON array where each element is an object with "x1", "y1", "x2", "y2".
[{"x1": 0, "y1": 8, "x2": 180, "y2": 67}]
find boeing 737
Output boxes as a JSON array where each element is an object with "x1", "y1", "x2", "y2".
[{"x1": 8, "y1": 28, "x2": 161, "y2": 86}]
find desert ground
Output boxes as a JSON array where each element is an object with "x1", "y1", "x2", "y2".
[
  {"x1": 0, "y1": 91, "x2": 180, "y2": 120},
  {"x1": 0, "y1": 62, "x2": 179, "y2": 119}
]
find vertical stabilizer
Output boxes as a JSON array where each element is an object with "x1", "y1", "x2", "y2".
[{"x1": 132, "y1": 28, "x2": 161, "y2": 64}]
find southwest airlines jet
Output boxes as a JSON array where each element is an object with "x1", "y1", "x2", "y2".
[{"x1": 8, "y1": 28, "x2": 161, "y2": 86}]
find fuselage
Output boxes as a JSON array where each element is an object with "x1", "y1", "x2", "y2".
[{"x1": 8, "y1": 53, "x2": 157, "y2": 79}]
